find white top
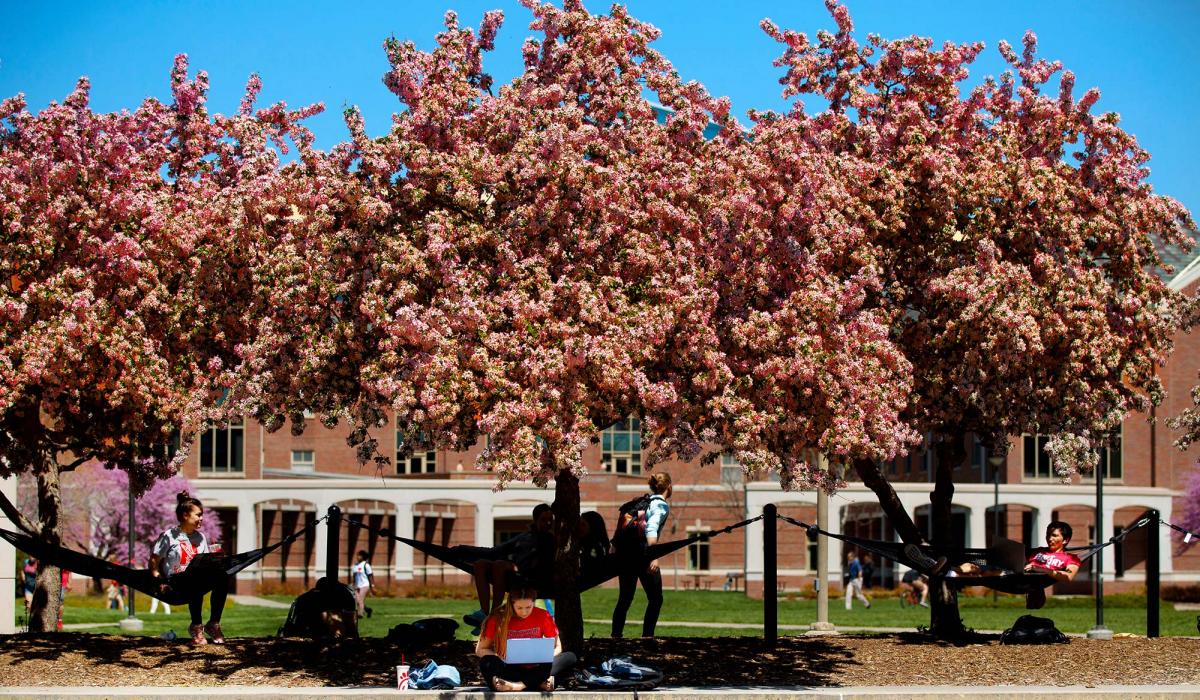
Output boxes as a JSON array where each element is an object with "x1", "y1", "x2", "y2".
[
  {"x1": 351, "y1": 560, "x2": 374, "y2": 589},
  {"x1": 151, "y1": 527, "x2": 209, "y2": 578}
]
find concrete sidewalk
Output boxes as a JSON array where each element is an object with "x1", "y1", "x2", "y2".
[{"x1": 2, "y1": 685, "x2": 1199, "y2": 699}]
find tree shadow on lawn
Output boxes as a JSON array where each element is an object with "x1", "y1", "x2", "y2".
[{"x1": 1, "y1": 633, "x2": 858, "y2": 688}]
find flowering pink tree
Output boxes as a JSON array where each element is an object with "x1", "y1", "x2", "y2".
[
  {"x1": 759, "y1": 1, "x2": 1194, "y2": 636},
  {"x1": 16, "y1": 464, "x2": 221, "y2": 579},
  {"x1": 0, "y1": 58, "x2": 319, "y2": 630},
  {"x1": 1175, "y1": 466, "x2": 1200, "y2": 553}
]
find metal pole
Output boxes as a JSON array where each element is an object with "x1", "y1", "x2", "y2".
[
  {"x1": 764, "y1": 503, "x2": 777, "y2": 644},
  {"x1": 326, "y1": 504, "x2": 342, "y2": 582},
  {"x1": 1087, "y1": 465, "x2": 1112, "y2": 639},
  {"x1": 1147, "y1": 509, "x2": 1160, "y2": 638},
  {"x1": 128, "y1": 486, "x2": 136, "y2": 617},
  {"x1": 812, "y1": 483, "x2": 834, "y2": 632},
  {"x1": 118, "y1": 484, "x2": 143, "y2": 632}
]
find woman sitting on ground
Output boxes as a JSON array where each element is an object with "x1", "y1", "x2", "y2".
[
  {"x1": 475, "y1": 586, "x2": 577, "y2": 692},
  {"x1": 148, "y1": 491, "x2": 228, "y2": 646}
]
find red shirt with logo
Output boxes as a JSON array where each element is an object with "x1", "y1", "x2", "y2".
[
  {"x1": 1027, "y1": 548, "x2": 1080, "y2": 572},
  {"x1": 483, "y1": 607, "x2": 557, "y2": 642}
]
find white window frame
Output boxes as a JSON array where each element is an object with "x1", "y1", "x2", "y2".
[
  {"x1": 601, "y1": 418, "x2": 642, "y2": 475},
  {"x1": 720, "y1": 453, "x2": 743, "y2": 485},
  {"x1": 396, "y1": 431, "x2": 436, "y2": 475},
  {"x1": 290, "y1": 449, "x2": 315, "y2": 473},
  {"x1": 686, "y1": 524, "x2": 710, "y2": 571}
]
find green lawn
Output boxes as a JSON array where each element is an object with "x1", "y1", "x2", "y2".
[{"x1": 19, "y1": 588, "x2": 1198, "y2": 638}]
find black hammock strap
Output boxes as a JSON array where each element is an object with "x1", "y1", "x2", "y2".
[
  {"x1": 776, "y1": 513, "x2": 1155, "y2": 593},
  {"x1": 345, "y1": 513, "x2": 763, "y2": 596},
  {"x1": 0, "y1": 491, "x2": 324, "y2": 605}
]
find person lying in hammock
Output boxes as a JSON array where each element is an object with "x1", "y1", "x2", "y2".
[
  {"x1": 465, "y1": 504, "x2": 555, "y2": 632},
  {"x1": 1023, "y1": 521, "x2": 1081, "y2": 608}
]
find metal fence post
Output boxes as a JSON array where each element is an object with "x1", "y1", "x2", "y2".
[{"x1": 764, "y1": 503, "x2": 777, "y2": 644}]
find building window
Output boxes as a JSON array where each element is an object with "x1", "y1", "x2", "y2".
[
  {"x1": 601, "y1": 418, "x2": 641, "y2": 474},
  {"x1": 1091, "y1": 428, "x2": 1123, "y2": 481},
  {"x1": 199, "y1": 419, "x2": 244, "y2": 474},
  {"x1": 291, "y1": 450, "x2": 314, "y2": 473},
  {"x1": 807, "y1": 537, "x2": 819, "y2": 571},
  {"x1": 687, "y1": 533, "x2": 710, "y2": 571},
  {"x1": 720, "y1": 453, "x2": 742, "y2": 485},
  {"x1": 397, "y1": 431, "x2": 436, "y2": 475},
  {"x1": 1023, "y1": 434, "x2": 1052, "y2": 479},
  {"x1": 1024, "y1": 430, "x2": 1122, "y2": 480}
]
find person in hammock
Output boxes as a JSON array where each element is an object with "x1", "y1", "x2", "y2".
[
  {"x1": 466, "y1": 503, "x2": 555, "y2": 631},
  {"x1": 148, "y1": 491, "x2": 228, "y2": 646},
  {"x1": 1023, "y1": 520, "x2": 1081, "y2": 609}
]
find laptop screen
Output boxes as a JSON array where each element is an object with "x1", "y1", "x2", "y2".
[{"x1": 504, "y1": 637, "x2": 555, "y2": 664}]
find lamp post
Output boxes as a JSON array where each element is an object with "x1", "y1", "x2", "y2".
[
  {"x1": 119, "y1": 483, "x2": 143, "y2": 632},
  {"x1": 1087, "y1": 460, "x2": 1113, "y2": 640},
  {"x1": 810, "y1": 453, "x2": 835, "y2": 633},
  {"x1": 987, "y1": 449, "x2": 1005, "y2": 603}
]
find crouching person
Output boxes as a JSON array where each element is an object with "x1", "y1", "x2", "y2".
[
  {"x1": 279, "y1": 576, "x2": 359, "y2": 640},
  {"x1": 476, "y1": 587, "x2": 576, "y2": 692}
]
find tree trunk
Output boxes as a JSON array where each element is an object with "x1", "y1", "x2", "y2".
[
  {"x1": 30, "y1": 467, "x2": 64, "y2": 632},
  {"x1": 853, "y1": 458, "x2": 923, "y2": 543},
  {"x1": 551, "y1": 468, "x2": 584, "y2": 654},
  {"x1": 928, "y1": 438, "x2": 967, "y2": 640}
]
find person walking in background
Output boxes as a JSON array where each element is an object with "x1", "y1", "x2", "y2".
[
  {"x1": 149, "y1": 491, "x2": 228, "y2": 646},
  {"x1": 611, "y1": 472, "x2": 672, "y2": 638},
  {"x1": 351, "y1": 549, "x2": 376, "y2": 619},
  {"x1": 844, "y1": 550, "x2": 871, "y2": 610},
  {"x1": 21, "y1": 558, "x2": 36, "y2": 617}
]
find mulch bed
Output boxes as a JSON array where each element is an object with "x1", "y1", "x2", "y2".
[{"x1": 0, "y1": 633, "x2": 1198, "y2": 687}]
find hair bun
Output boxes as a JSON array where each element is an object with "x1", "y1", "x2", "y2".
[{"x1": 176, "y1": 491, "x2": 191, "y2": 504}]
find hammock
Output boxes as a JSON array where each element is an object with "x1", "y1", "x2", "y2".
[
  {"x1": 777, "y1": 513, "x2": 1154, "y2": 595},
  {"x1": 349, "y1": 515, "x2": 763, "y2": 598},
  {"x1": 0, "y1": 491, "x2": 323, "y2": 605}
]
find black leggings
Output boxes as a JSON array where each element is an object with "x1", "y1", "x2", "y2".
[
  {"x1": 611, "y1": 563, "x2": 663, "y2": 638},
  {"x1": 188, "y1": 575, "x2": 229, "y2": 626},
  {"x1": 479, "y1": 652, "x2": 577, "y2": 690}
]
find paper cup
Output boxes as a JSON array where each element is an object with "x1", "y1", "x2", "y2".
[{"x1": 396, "y1": 665, "x2": 410, "y2": 690}]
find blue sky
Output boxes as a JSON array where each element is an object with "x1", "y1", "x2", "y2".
[{"x1": 2, "y1": 1, "x2": 1197, "y2": 215}]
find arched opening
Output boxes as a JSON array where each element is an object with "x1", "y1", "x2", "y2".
[
  {"x1": 412, "y1": 498, "x2": 477, "y2": 585},
  {"x1": 843, "y1": 501, "x2": 893, "y2": 588},
  {"x1": 256, "y1": 498, "x2": 317, "y2": 593},
  {"x1": 985, "y1": 503, "x2": 1038, "y2": 548},
  {"x1": 335, "y1": 499, "x2": 397, "y2": 594}
]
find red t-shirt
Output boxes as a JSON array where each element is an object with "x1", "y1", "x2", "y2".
[
  {"x1": 482, "y1": 607, "x2": 558, "y2": 642},
  {"x1": 1027, "y1": 548, "x2": 1080, "y2": 572}
]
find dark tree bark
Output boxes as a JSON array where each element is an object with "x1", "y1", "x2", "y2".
[
  {"x1": 29, "y1": 466, "x2": 64, "y2": 632},
  {"x1": 853, "y1": 458, "x2": 922, "y2": 544},
  {"x1": 550, "y1": 468, "x2": 584, "y2": 653},
  {"x1": 928, "y1": 437, "x2": 967, "y2": 639}
]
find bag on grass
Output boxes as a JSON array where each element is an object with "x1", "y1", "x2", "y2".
[
  {"x1": 386, "y1": 617, "x2": 460, "y2": 652},
  {"x1": 408, "y1": 659, "x2": 461, "y2": 689},
  {"x1": 574, "y1": 656, "x2": 664, "y2": 690},
  {"x1": 1000, "y1": 614, "x2": 1069, "y2": 645}
]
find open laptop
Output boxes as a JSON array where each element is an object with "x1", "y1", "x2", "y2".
[{"x1": 504, "y1": 637, "x2": 555, "y2": 664}]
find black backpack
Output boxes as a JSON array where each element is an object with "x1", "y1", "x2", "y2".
[
  {"x1": 1000, "y1": 615, "x2": 1070, "y2": 645},
  {"x1": 612, "y1": 494, "x2": 652, "y2": 548}
]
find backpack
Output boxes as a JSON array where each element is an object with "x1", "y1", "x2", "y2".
[
  {"x1": 1000, "y1": 615, "x2": 1070, "y2": 645},
  {"x1": 573, "y1": 657, "x2": 664, "y2": 690},
  {"x1": 612, "y1": 494, "x2": 653, "y2": 548}
]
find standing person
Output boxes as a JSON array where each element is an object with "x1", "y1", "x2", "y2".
[
  {"x1": 1023, "y1": 520, "x2": 1081, "y2": 609},
  {"x1": 475, "y1": 586, "x2": 577, "y2": 692},
  {"x1": 611, "y1": 472, "x2": 672, "y2": 638},
  {"x1": 21, "y1": 558, "x2": 36, "y2": 617},
  {"x1": 351, "y1": 550, "x2": 376, "y2": 619},
  {"x1": 56, "y1": 569, "x2": 71, "y2": 630},
  {"x1": 844, "y1": 551, "x2": 871, "y2": 610},
  {"x1": 860, "y1": 553, "x2": 875, "y2": 589},
  {"x1": 106, "y1": 580, "x2": 125, "y2": 610},
  {"x1": 148, "y1": 491, "x2": 228, "y2": 646}
]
